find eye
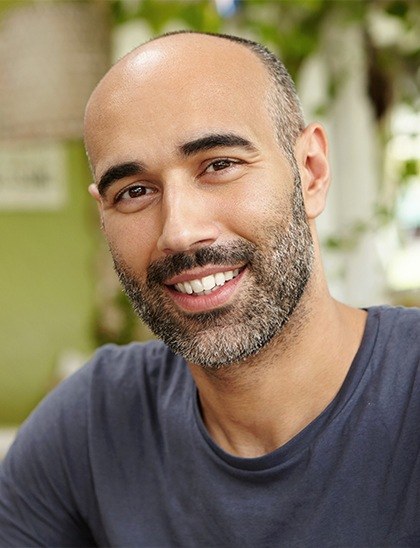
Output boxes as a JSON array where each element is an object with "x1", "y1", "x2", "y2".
[
  {"x1": 115, "y1": 184, "x2": 153, "y2": 203},
  {"x1": 112, "y1": 183, "x2": 157, "y2": 213},
  {"x1": 205, "y1": 158, "x2": 237, "y2": 173}
]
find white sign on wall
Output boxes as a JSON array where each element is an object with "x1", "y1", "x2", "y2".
[
  {"x1": 0, "y1": 142, "x2": 67, "y2": 210},
  {"x1": 0, "y1": 3, "x2": 110, "y2": 140}
]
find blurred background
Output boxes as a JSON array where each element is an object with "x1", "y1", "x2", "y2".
[{"x1": 1, "y1": 0, "x2": 419, "y2": 453}]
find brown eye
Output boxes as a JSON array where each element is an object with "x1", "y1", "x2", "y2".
[
  {"x1": 112, "y1": 183, "x2": 158, "y2": 213},
  {"x1": 208, "y1": 159, "x2": 234, "y2": 172},
  {"x1": 116, "y1": 185, "x2": 151, "y2": 202},
  {"x1": 128, "y1": 186, "x2": 147, "y2": 198}
]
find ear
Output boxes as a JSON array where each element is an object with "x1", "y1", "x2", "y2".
[
  {"x1": 295, "y1": 123, "x2": 330, "y2": 220},
  {"x1": 88, "y1": 183, "x2": 105, "y2": 229},
  {"x1": 88, "y1": 183, "x2": 101, "y2": 202}
]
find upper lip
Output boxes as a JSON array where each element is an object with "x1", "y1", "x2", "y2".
[{"x1": 164, "y1": 264, "x2": 246, "y2": 286}]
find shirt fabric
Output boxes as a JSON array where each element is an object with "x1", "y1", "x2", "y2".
[{"x1": 1, "y1": 305, "x2": 420, "y2": 547}]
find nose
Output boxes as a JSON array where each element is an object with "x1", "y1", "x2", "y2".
[{"x1": 156, "y1": 184, "x2": 220, "y2": 254}]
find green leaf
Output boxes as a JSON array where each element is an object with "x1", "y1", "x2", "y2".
[{"x1": 386, "y1": 0, "x2": 409, "y2": 18}]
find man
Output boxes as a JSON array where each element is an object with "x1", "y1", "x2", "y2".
[{"x1": 0, "y1": 31, "x2": 419, "y2": 547}]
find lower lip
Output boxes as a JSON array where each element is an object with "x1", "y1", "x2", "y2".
[{"x1": 165, "y1": 268, "x2": 246, "y2": 313}]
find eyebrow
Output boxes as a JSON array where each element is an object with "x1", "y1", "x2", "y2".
[
  {"x1": 179, "y1": 133, "x2": 258, "y2": 156},
  {"x1": 97, "y1": 161, "x2": 145, "y2": 196},
  {"x1": 96, "y1": 133, "x2": 257, "y2": 196}
]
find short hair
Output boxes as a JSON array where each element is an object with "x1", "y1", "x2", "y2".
[{"x1": 148, "y1": 30, "x2": 305, "y2": 159}]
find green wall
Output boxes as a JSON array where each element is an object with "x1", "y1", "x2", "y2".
[{"x1": 0, "y1": 142, "x2": 97, "y2": 424}]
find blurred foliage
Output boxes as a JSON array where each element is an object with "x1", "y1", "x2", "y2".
[
  {"x1": 324, "y1": 204, "x2": 395, "y2": 252},
  {"x1": 112, "y1": 0, "x2": 223, "y2": 32},
  {"x1": 94, "y1": 282, "x2": 155, "y2": 346},
  {"x1": 111, "y1": 0, "x2": 420, "y2": 114}
]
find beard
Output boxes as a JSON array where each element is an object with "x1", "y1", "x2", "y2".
[{"x1": 111, "y1": 174, "x2": 314, "y2": 370}]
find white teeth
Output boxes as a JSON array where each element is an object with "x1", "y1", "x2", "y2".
[
  {"x1": 190, "y1": 279, "x2": 204, "y2": 293},
  {"x1": 202, "y1": 275, "x2": 216, "y2": 291},
  {"x1": 215, "y1": 272, "x2": 225, "y2": 286},
  {"x1": 173, "y1": 268, "x2": 242, "y2": 295}
]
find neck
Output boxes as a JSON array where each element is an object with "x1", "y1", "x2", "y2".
[{"x1": 188, "y1": 290, "x2": 367, "y2": 458}]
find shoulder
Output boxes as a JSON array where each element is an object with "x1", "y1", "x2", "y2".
[
  {"x1": 374, "y1": 303, "x2": 420, "y2": 321},
  {"x1": 81, "y1": 339, "x2": 188, "y2": 401},
  {"x1": 85, "y1": 337, "x2": 181, "y2": 371},
  {"x1": 5, "y1": 339, "x2": 187, "y2": 464},
  {"x1": 78, "y1": 340, "x2": 190, "y2": 424},
  {"x1": 364, "y1": 305, "x2": 420, "y2": 386},
  {"x1": 0, "y1": 339, "x2": 188, "y2": 541},
  {"x1": 372, "y1": 305, "x2": 420, "y2": 344}
]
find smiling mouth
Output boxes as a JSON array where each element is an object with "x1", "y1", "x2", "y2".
[{"x1": 171, "y1": 267, "x2": 243, "y2": 296}]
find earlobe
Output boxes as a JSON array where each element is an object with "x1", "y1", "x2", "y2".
[{"x1": 296, "y1": 123, "x2": 330, "y2": 220}]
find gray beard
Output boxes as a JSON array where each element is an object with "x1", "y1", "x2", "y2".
[{"x1": 111, "y1": 177, "x2": 314, "y2": 369}]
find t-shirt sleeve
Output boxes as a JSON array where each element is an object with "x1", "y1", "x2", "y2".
[{"x1": 0, "y1": 364, "x2": 97, "y2": 546}]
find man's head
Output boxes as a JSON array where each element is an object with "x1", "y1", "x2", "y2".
[{"x1": 84, "y1": 31, "x2": 330, "y2": 368}]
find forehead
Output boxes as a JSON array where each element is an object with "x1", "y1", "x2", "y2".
[{"x1": 84, "y1": 35, "x2": 277, "y2": 171}]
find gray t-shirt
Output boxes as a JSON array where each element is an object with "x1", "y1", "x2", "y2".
[{"x1": 1, "y1": 305, "x2": 420, "y2": 547}]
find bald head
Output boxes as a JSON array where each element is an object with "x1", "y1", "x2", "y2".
[{"x1": 84, "y1": 31, "x2": 304, "y2": 171}]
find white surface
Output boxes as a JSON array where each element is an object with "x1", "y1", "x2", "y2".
[{"x1": 0, "y1": 428, "x2": 17, "y2": 460}]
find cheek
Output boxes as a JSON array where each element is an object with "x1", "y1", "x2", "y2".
[
  {"x1": 103, "y1": 214, "x2": 159, "y2": 272},
  {"x1": 222, "y1": 183, "x2": 288, "y2": 236}
]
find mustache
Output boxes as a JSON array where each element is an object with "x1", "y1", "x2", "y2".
[{"x1": 147, "y1": 241, "x2": 256, "y2": 285}]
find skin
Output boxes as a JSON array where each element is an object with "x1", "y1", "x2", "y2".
[{"x1": 85, "y1": 33, "x2": 367, "y2": 458}]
